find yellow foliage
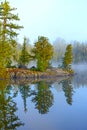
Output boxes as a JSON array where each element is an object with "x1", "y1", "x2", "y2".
[
  {"x1": 0, "y1": 80, "x2": 8, "y2": 91},
  {"x1": 0, "y1": 67, "x2": 9, "y2": 79}
]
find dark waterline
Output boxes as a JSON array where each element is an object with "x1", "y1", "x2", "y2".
[{"x1": 0, "y1": 68, "x2": 87, "y2": 130}]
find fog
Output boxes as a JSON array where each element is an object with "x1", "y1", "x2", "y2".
[
  {"x1": 28, "y1": 61, "x2": 87, "y2": 73},
  {"x1": 71, "y1": 63, "x2": 87, "y2": 87},
  {"x1": 72, "y1": 63, "x2": 87, "y2": 73}
]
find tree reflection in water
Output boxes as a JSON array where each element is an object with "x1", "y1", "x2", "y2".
[
  {"x1": 31, "y1": 81, "x2": 54, "y2": 114},
  {"x1": 0, "y1": 80, "x2": 24, "y2": 130},
  {"x1": 59, "y1": 78, "x2": 74, "y2": 105},
  {"x1": 19, "y1": 84, "x2": 31, "y2": 112},
  {"x1": 1, "y1": 73, "x2": 87, "y2": 130}
]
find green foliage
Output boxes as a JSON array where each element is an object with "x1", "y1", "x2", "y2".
[
  {"x1": 0, "y1": 1, "x2": 23, "y2": 44},
  {"x1": 37, "y1": 59, "x2": 45, "y2": 72},
  {"x1": 61, "y1": 44, "x2": 73, "y2": 72},
  {"x1": 6, "y1": 59, "x2": 12, "y2": 68},
  {"x1": 0, "y1": 1, "x2": 23, "y2": 68},
  {"x1": 18, "y1": 37, "x2": 30, "y2": 66},
  {"x1": 6, "y1": 59, "x2": 17, "y2": 68},
  {"x1": 0, "y1": 41, "x2": 13, "y2": 67},
  {"x1": 33, "y1": 36, "x2": 53, "y2": 71}
]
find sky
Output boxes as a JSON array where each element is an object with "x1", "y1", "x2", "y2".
[{"x1": 5, "y1": 0, "x2": 87, "y2": 44}]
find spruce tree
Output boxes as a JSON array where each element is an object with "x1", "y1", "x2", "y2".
[
  {"x1": 0, "y1": 0, "x2": 23, "y2": 44},
  {"x1": 18, "y1": 37, "x2": 30, "y2": 67},
  {"x1": 0, "y1": 0, "x2": 23, "y2": 67},
  {"x1": 62, "y1": 44, "x2": 73, "y2": 72},
  {"x1": 33, "y1": 36, "x2": 53, "y2": 71}
]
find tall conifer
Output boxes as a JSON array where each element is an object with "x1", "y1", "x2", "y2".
[
  {"x1": 62, "y1": 44, "x2": 73, "y2": 72},
  {"x1": 18, "y1": 37, "x2": 30, "y2": 67},
  {"x1": 0, "y1": 0, "x2": 23, "y2": 67}
]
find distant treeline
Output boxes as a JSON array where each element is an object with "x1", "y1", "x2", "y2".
[
  {"x1": 53, "y1": 38, "x2": 87, "y2": 63},
  {"x1": 17, "y1": 38, "x2": 87, "y2": 64}
]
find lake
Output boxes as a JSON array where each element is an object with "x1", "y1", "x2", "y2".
[{"x1": 0, "y1": 66, "x2": 87, "y2": 130}]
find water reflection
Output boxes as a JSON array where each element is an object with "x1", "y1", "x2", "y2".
[
  {"x1": 73, "y1": 71, "x2": 87, "y2": 87},
  {"x1": 19, "y1": 84, "x2": 31, "y2": 112},
  {"x1": 59, "y1": 78, "x2": 74, "y2": 105},
  {"x1": 31, "y1": 81, "x2": 53, "y2": 114},
  {"x1": 0, "y1": 81, "x2": 24, "y2": 130},
  {"x1": 73, "y1": 64, "x2": 87, "y2": 87},
  {"x1": 0, "y1": 72, "x2": 87, "y2": 129}
]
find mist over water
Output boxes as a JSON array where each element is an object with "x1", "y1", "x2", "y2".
[
  {"x1": 51, "y1": 61, "x2": 87, "y2": 73},
  {"x1": 72, "y1": 63, "x2": 87, "y2": 73},
  {"x1": 27, "y1": 60, "x2": 87, "y2": 88},
  {"x1": 51, "y1": 61, "x2": 87, "y2": 86},
  {"x1": 72, "y1": 63, "x2": 87, "y2": 87}
]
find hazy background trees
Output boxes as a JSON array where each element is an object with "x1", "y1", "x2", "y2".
[
  {"x1": 52, "y1": 38, "x2": 87, "y2": 64},
  {"x1": 53, "y1": 37, "x2": 67, "y2": 62},
  {"x1": 72, "y1": 41, "x2": 87, "y2": 63},
  {"x1": 18, "y1": 37, "x2": 31, "y2": 67}
]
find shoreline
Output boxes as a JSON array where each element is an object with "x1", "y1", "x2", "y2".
[{"x1": 6, "y1": 68, "x2": 73, "y2": 79}]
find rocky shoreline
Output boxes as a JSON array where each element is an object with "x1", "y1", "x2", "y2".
[{"x1": 6, "y1": 68, "x2": 72, "y2": 80}]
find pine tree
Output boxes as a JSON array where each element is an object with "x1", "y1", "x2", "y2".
[
  {"x1": 0, "y1": 0, "x2": 23, "y2": 67},
  {"x1": 33, "y1": 36, "x2": 53, "y2": 71},
  {"x1": 0, "y1": 41, "x2": 13, "y2": 67},
  {"x1": 62, "y1": 44, "x2": 73, "y2": 72},
  {"x1": 18, "y1": 37, "x2": 30, "y2": 67},
  {"x1": 0, "y1": 0, "x2": 23, "y2": 44}
]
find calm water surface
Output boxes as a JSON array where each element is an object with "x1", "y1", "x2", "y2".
[{"x1": 0, "y1": 68, "x2": 87, "y2": 130}]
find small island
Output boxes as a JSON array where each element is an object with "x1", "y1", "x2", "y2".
[
  {"x1": 0, "y1": 40, "x2": 73, "y2": 80},
  {"x1": 0, "y1": 1, "x2": 74, "y2": 80}
]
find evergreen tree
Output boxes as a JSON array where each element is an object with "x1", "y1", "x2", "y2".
[
  {"x1": 0, "y1": 0, "x2": 23, "y2": 67},
  {"x1": 0, "y1": 0, "x2": 23, "y2": 44},
  {"x1": 62, "y1": 44, "x2": 73, "y2": 72},
  {"x1": 0, "y1": 41, "x2": 13, "y2": 67},
  {"x1": 33, "y1": 36, "x2": 53, "y2": 71},
  {"x1": 18, "y1": 37, "x2": 30, "y2": 67}
]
